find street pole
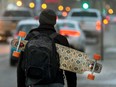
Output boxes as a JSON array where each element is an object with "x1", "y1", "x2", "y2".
[
  {"x1": 100, "y1": 0, "x2": 104, "y2": 60},
  {"x1": 35, "y1": 0, "x2": 42, "y2": 14}
]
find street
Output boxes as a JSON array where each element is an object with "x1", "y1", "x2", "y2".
[
  {"x1": 77, "y1": 24, "x2": 116, "y2": 87},
  {"x1": 0, "y1": 24, "x2": 116, "y2": 87}
]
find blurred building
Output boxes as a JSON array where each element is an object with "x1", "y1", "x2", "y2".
[
  {"x1": 0, "y1": 0, "x2": 20, "y2": 15},
  {"x1": 0, "y1": 0, "x2": 116, "y2": 16}
]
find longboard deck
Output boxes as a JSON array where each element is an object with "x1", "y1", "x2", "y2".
[
  {"x1": 56, "y1": 43, "x2": 102, "y2": 74},
  {"x1": 11, "y1": 39, "x2": 102, "y2": 74}
]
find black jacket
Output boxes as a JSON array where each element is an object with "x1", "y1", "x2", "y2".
[{"x1": 17, "y1": 24, "x2": 77, "y2": 87}]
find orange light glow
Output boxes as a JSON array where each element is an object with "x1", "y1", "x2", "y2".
[
  {"x1": 103, "y1": 19, "x2": 109, "y2": 25},
  {"x1": 108, "y1": 9, "x2": 113, "y2": 14},
  {"x1": 62, "y1": 11, "x2": 68, "y2": 17},
  {"x1": 65, "y1": 6, "x2": 71, "y2": 12},
  {"x1": 96, "y1": 21, "x2": 101, "y2": 31},
  {"x1": 59, "y1": 30, "x2": 80, "y2": 37}
]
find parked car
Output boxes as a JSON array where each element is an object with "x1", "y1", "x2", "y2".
[
  {"x1": 55, "y1": 19, "x2": 86, "y2": 52},
  {"x1": 9, "y1": 19, "x2": 39, "y2": 66},
  {"x1": 0, "y1": 7, "x2": 34, "y2": 43},
  {"x1": 0, "y1": 31, "x2": 7, "y2": 42},
  {"x1": 2, "y1": 7, "x2": 34, "y2": 29},
  {"x1": 66, "y1": 8, "x2": 102, "y2": 43}
]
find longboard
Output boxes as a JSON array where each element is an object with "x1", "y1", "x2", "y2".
[
  {"x1": 11, "y1": 38, "x2": 102, "y2": 80},
  {"x1": 11, "y1": 31, "x2": 102, "y2": 80}
]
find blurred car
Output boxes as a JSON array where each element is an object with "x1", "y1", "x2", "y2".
[
  {"x1": 2, "y1": 7, "x2": 34, "y2": 29},
  {"x1": 0, "y1": 31, "x2": 7, "y2": 42},
  {"x1": 66, "y1": 8, "x2": 102, "y2": 43},
  {"x1": 2, "y1": 7, "x2": 34, "y2": 22},
  {"x1": 0, "y1": 7, "x2": 34, "y2": 42},
  {"x1": 55, "y1": 19, "x2": 86, "y2": 52},
  {"x1": 9, "y1": 19, "x2": 39, "y2": 66}
]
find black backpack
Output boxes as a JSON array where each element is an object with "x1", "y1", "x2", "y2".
[{"x1": 24, "y1": 31, "x2": 59, "y2": 86}]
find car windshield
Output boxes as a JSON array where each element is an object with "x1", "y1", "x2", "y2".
[
  {"x1": 3, "y1": 11, "x2": 32, "y2": 17},
  {"x1": 58, "y1": 23, "x2": 75, "y2": 29},
  {"x1": 71, "y1": 11, "x2": 98, "y2": 17},
  {"x1": 17, "y1": 24, "x2": 38, "y2": 34}
]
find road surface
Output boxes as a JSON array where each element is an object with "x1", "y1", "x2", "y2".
[{"x1": 0, "y1": 24, "x2": 116, "y2": 87}]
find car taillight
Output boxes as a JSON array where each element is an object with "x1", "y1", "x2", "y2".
[
  {"x1": 34, "y1": 16, "x2": 39, "y2": 20},
  {"x1": 96, "y1": 21, "x2": 101, "y2": 31},
  {"x1": 59, "y1": 29, "x2": 80, "y2": 37},
  {"x1": 56, "y1": 16, "x2": 58, "y2": 23}
]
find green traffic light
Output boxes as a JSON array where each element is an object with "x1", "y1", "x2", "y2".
[{"x1": 82, "y1": 3, "x2": 89, "y2": 9}]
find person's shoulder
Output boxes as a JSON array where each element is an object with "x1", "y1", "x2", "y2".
[
  {"x1": 55, "y1": 33, "x2": 68, "y2": 42},
  {"x1": 29, "y1": 28, "x2": 39, "y2": 34},
  {"x1": 57, "y1": 33, "x2": 66, "y2": 39},
  {"x1": 25, "y1": 28, "x2": 39, "y2": 40}
]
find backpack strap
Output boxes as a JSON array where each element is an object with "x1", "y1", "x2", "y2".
[
  {"x1": 30, "y1": 30, "x2": 58, "y2": 40},
  {"x1": 32, "y1": 31, "x2": 40, "y2": 36},
  {"x1": 29, "y1": 31, "x2": 40, "y2": 40}
]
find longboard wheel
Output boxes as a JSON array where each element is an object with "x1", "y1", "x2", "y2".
[
  {"x1": 87, "y1": 74, "x2": 95, "y2": 80},
  {"x1": 13, "y1": 51, "x2": 21, "y2": 58},
  {"x1": 18, "y1": 31, "x2": 26, "y2": 37},
  {"x1": 94, "y1": 54, "x2": 101, "y2": 60}
]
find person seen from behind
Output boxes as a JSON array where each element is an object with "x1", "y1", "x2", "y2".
[{"x1": 17, "y1": 9, "x2": 77, "y2": 87}]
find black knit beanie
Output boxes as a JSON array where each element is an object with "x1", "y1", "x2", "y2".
[{"x1": 39, "y1": 9, "x2": 56, "y2": 25}]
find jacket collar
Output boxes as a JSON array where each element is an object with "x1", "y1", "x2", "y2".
[{"x1": 30, "y1": 24, "x2": 56, "y2": 32}]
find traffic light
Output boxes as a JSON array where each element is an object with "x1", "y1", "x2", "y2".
[{"x1": 82, "y1": 2, "x2": 89, "y2": 9}]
